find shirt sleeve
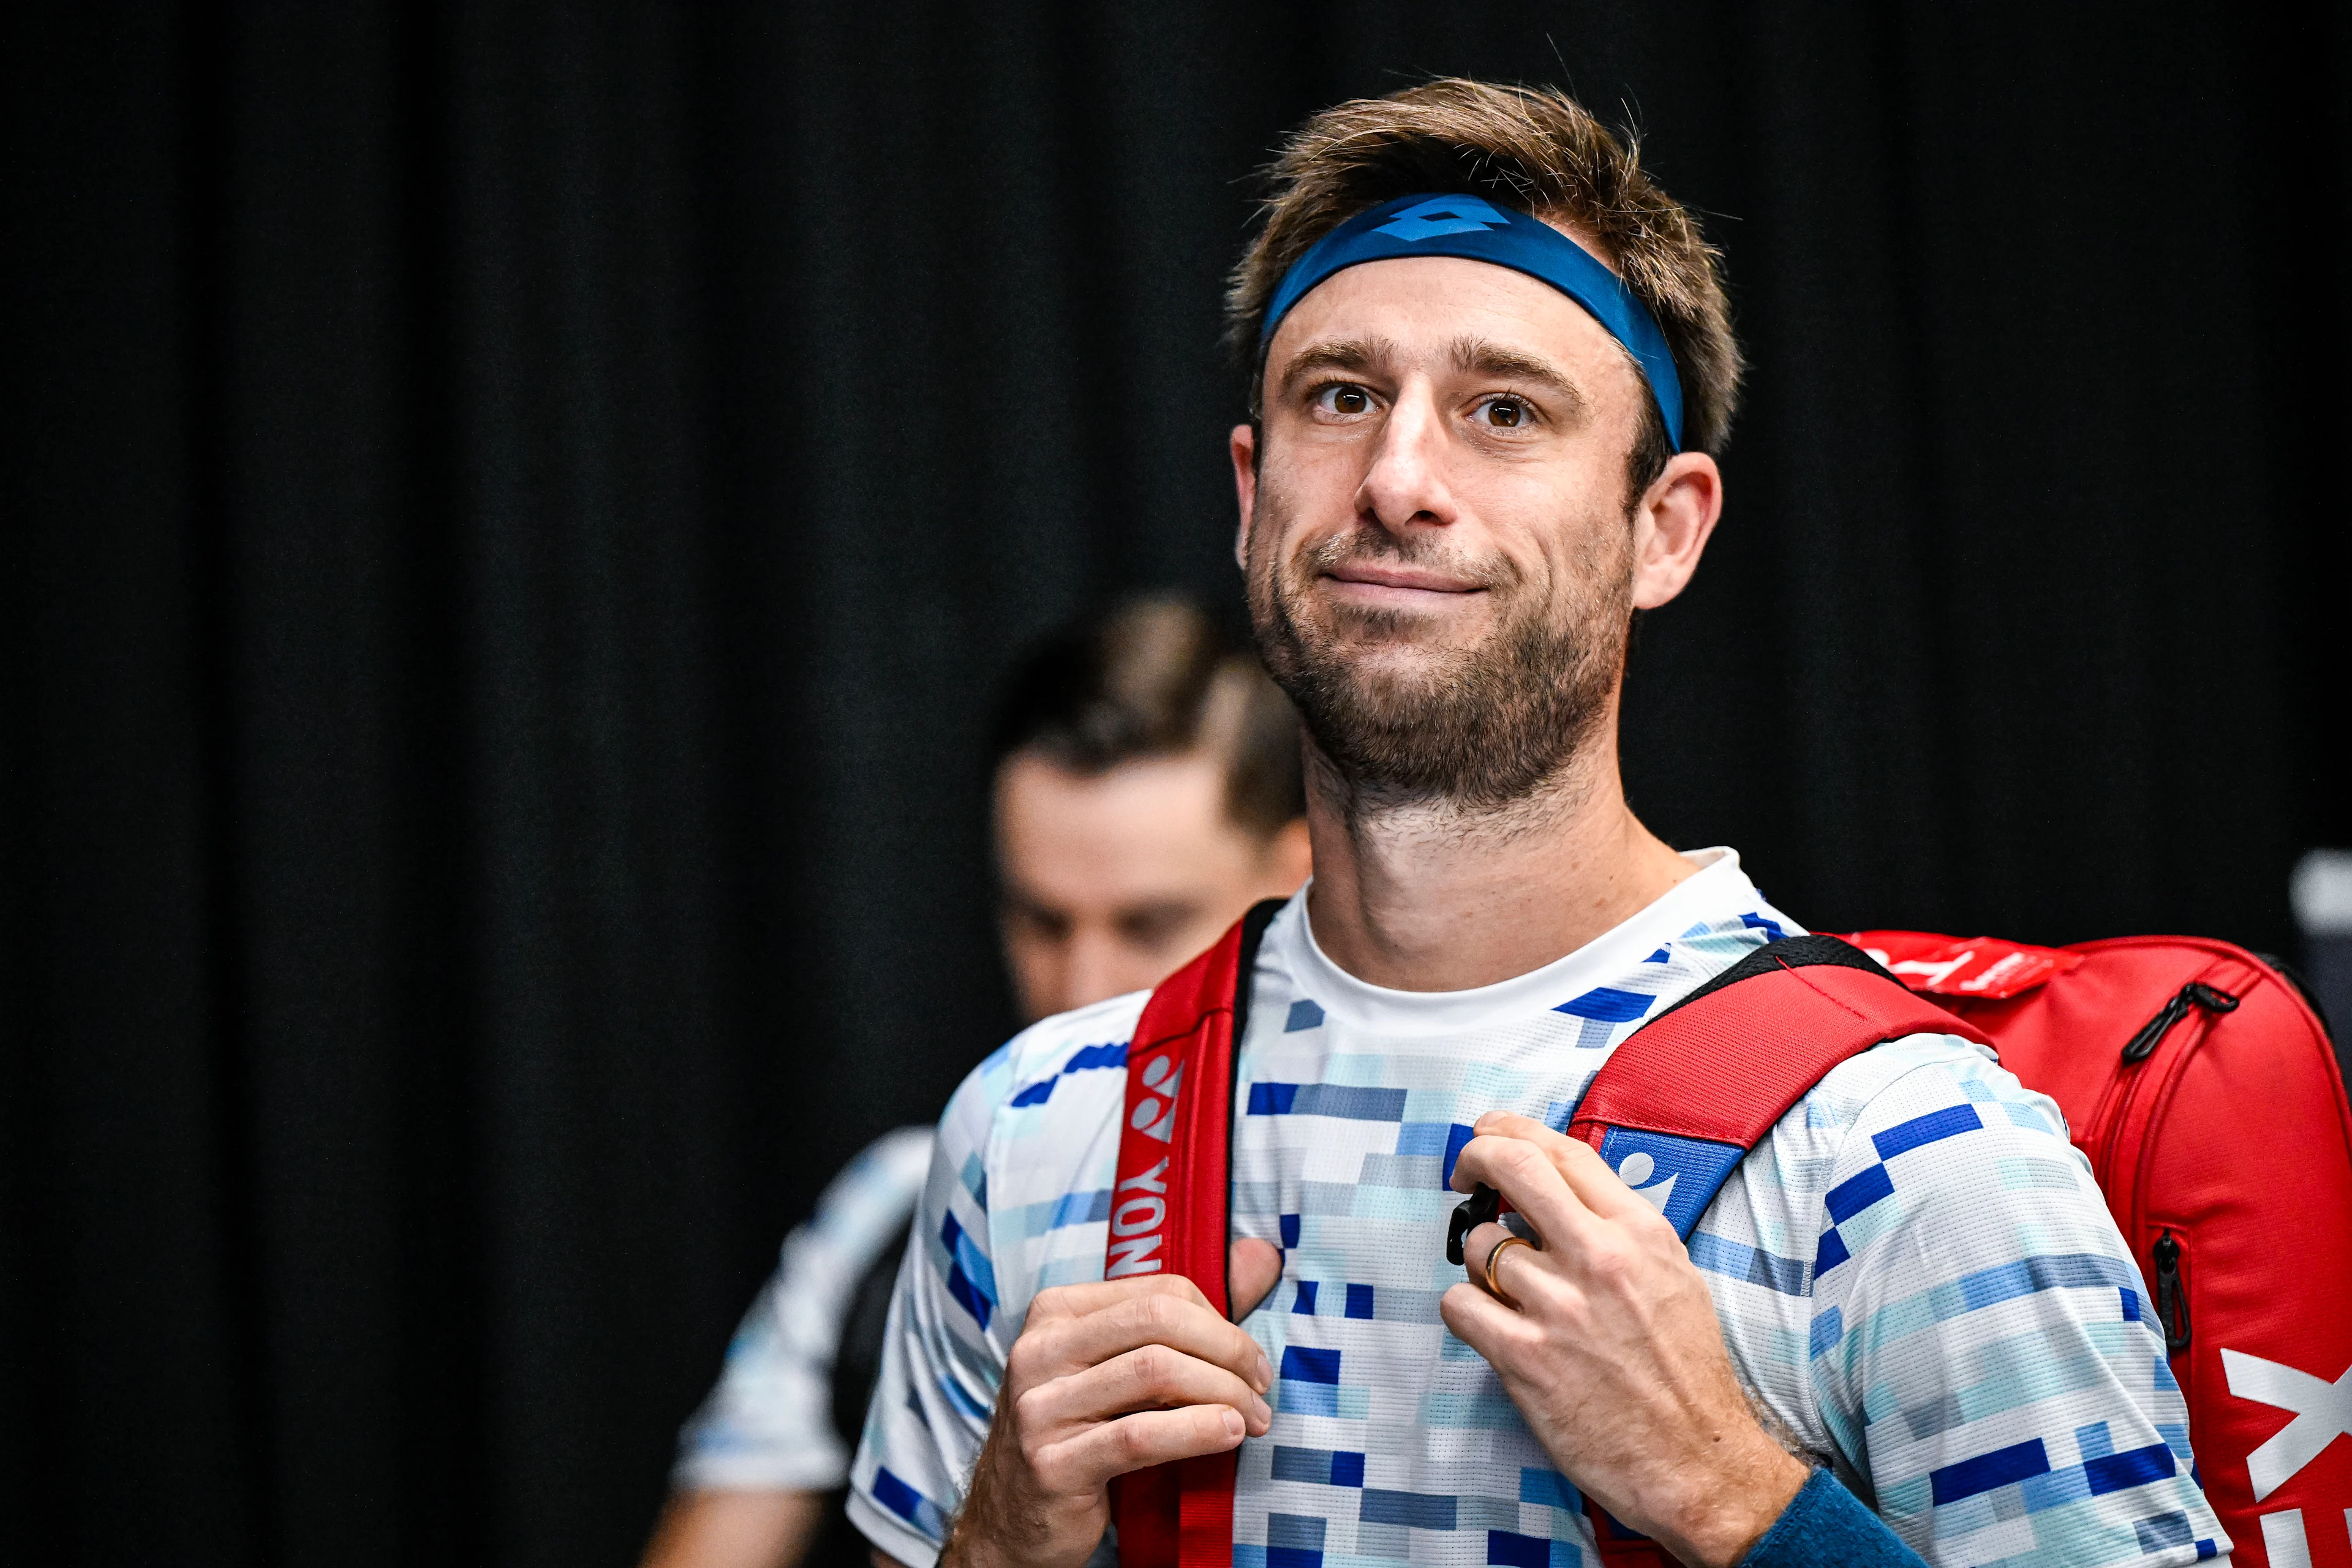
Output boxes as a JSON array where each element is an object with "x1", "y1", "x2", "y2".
[
  {"x1": 847, "y1": 1053, "x2": 1013, "y2": 1567},
  {"x1": 1741, "y1": 1468, "x2": 1930, "y2": 1568},
  {"x1": 673, "y1": 1126, "x2": 933, "y2": 1493},
  {"x1": 1805, "y1": 1041, "x2": 2230, "y2": 1567}
]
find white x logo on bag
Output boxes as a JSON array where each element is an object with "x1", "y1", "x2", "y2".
[{"x1": 2222, "y1": 1348, "x2": 2352, "y2": 1500}]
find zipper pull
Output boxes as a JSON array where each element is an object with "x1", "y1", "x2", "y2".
[
  {"x1": 2120, "y1": 981, "x2": 2241, "y2": 1063},
  {"x1": 2152, "y1": 1231, "x2": 2190, "y2": 1354}
]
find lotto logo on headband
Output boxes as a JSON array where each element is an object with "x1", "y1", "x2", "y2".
[{"x1": 1373, "y1": 194, "x2": 1509, "y2": 243}]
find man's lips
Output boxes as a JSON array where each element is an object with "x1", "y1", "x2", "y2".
[{"x1": 1320, "y1": 563, "x2": 1488, "y2": 603}]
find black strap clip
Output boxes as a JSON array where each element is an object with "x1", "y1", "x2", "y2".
[{"x1": 1445, "y1": 1183, "x2": 1501, "y2": 1265}]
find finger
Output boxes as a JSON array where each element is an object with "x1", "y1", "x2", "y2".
[
  {"x1": 1027, "y1": 1273, "x2": 1215, "y2": 1325},
  {"x1": 1436, "y1": 1278, "x2": 1540, "y2": 1365},
  {"x1": 1449, "y1": 1134, "x2": 1605, "y2": 1254},
  {"x1": 1036, "y1": 1404, "x2": 1245, "y2": 1490},
  {"x1": 1229, "y1": 1238, "x2": 1283, "y2": 1321},
  {"x1": 1474, "y1": 1110, "x2": 1657, "y2": 1223},
  {"x1": 1465, "y1": 1224, "x2": 1565, "y2": 1316},
  {"x1": 1023, "y1": 1342, "x2": 1272, "y2": 1436},
  {"x1": 1464, "y1": 1221, "x2": 1552, "y2": 1297},
  {"x1": 1020, "y1": 1287, "x2": 1273, "y2": 1394}
]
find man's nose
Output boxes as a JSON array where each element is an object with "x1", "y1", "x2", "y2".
[{"x1": 1355, "y1": 382, "x2": 1457, "y2": 531}]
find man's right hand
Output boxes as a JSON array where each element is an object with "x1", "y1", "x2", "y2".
[{"x1": 943, "y1": 1275, "x2": 1273, "y2": 1568}]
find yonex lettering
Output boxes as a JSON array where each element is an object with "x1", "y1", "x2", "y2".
[{"x1": 2224, "y1": 1348, "x2": 2352, "y2": 1500}]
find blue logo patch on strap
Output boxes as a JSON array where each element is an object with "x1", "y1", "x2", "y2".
[{"x1": 1596, "y1": 1126, "x2": 1748, "y2": 1238}]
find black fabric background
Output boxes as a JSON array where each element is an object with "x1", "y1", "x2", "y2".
[{"x1": 4, "y1": 5, "x2": 2346, "y2": 1566}]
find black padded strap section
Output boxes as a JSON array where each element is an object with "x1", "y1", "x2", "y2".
[
  {"x1": 1646, "y1": 933, "x2": 1905, "y2": 1027},
  {"x1": 1222, "y1": 896, "x2": 1289, "y2": 1313},
  {"x1": 1226, "y1": 897, "x2": 1289, "y2": 1064}
]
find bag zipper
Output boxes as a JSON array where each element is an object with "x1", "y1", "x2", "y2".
[
  {"x1": 2120, "y1": 981, "x2": 2239, "y2": 1063},
  {"x1": 2092, "y1": 979, "x2": 2241, "y2": 1190},
  {"x1": 2101, "y1": 979, "x2": 2239, "y2": 1364},
  {"x1": 2151, "y1": 1231, "x2": 2190, "y2": 1354}
]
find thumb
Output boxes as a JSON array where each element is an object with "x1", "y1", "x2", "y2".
[{"x1": 1227, "y1": 1238, "x2": 1283, "y2": 1321}]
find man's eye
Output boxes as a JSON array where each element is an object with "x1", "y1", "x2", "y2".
[
  {"x1": 1117, "y1": 904, "x2": 1197, "y2": 949},
  {"x1": 1316, "y1": 385, "x2": 1374, "y2": 417},
  {"x1": 1480, "y1": 396, "x2": 1530, "y2": 428},
  {"x1": 1005, "y1": 903, "x2": 1069, "y2": 943}
]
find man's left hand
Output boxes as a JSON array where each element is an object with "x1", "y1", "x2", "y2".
[{"x1": 1439, "y1": 1112, "x2": 1806, "y2": 1568}]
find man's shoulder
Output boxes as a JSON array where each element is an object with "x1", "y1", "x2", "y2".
[
  {"x1": 940, "y1": 990, "x2": 1148, "y2": 1127},
  {"x1": 933, "y1": 990, "x2": 1146, "y2": 1218},
  {"x1": 1803, "y1": 1029, "x2": 2069, "y2": 1153},
  {"x1": 1724, "y1": 1030, "x2": 2084, "y2": 1245},
  {"x1": 1755, "y1": 1029, "x2": 2117, "y2": 1296},
  {"x1": 992, "y1": 989, "x2": 1150, "y2": 1108}
]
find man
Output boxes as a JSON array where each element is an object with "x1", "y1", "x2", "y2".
[
  {"x1": 850, "y1": 80, "x2": 2226, "y2": 1568},
  {"x1": 642, "y1": 598, "x2": 1311, "y2": 1568}
]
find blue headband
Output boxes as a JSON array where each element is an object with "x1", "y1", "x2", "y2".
[{"x1": 1258, "y1": 191, "x2": 1686, "y2": 451}]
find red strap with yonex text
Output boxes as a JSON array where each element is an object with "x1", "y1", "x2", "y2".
[{"x1": 1107, "y1": 903, "x2": 1281, "y2": 1568}]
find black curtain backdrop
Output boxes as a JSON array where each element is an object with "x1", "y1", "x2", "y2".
[{"x1": 4, "y1": 5, "x2": 2347, "y2": 1566}]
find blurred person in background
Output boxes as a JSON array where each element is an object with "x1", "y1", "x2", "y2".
[{"x1": 639, "y1": 597, "x2": 1311, "y2": 1568}]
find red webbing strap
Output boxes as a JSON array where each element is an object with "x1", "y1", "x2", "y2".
[
  {"x1": 1566, "y1": 958, "x2": 1990, "y2": 1154},
  {"x1": 1106, "y1": 917, "x2": 1250, "y2": 1568}
]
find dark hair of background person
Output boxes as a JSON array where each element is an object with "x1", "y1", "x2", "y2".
[
  {"x1": 4, "y1": 8, "x2": 2346, "y2": 1568},
  {"x1": 991, "y1": 596, "x2": 1305, "y2": 839}
]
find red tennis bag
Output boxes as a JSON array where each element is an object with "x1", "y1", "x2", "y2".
[
  {"x1": 1849, "y1": 932, "x2": 2352, "y2": 1568},
  {"x1": 1104, "y1": 911, "x2": 2350, "y2": 1568}
]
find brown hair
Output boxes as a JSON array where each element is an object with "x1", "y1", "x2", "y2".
[
  {"x1": 1227, "y1": 79, "x2": 1743, "y2": 488},
  {"x1": 990, "y1": 597, "x2": 1305, "y2": 839}
]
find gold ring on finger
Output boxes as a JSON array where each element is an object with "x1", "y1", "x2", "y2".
[{"x1": 1483, "y1": 1234, "x2": 1539, "y2": 1307}]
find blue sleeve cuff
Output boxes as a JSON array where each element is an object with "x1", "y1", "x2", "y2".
[{"x1": 1738, "y1": 1468, "x2": 1928, "y2": 1568}]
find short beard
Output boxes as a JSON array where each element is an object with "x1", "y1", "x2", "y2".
[{"x1": 1250, "y1": 519, "x2": 1630, "y2": 818}]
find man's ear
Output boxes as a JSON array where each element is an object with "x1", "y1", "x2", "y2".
[
  {"x1": 1629, "y1": 451, "x2": 1722, "y2": 611},
  {"x1": 1231, "y1": 423, "x2": 1259, "y2": 570}
]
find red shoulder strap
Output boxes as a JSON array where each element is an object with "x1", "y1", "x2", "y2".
[
  {"x1": 1566, "y1": 936, "x2": 1985, "y2": 1566},
  {"x1": 1568, "y1": 936, "x2": 1990, "y2": 1165},
  {"x1": 1107, "y1": 902, "x2": 1283, "y2": 1568}
]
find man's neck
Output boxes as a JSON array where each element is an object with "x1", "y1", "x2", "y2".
[{"x1": 1300, "y1": 727, "x2": 1697, "y2": 993}]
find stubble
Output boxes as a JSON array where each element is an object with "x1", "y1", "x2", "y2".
[{"x1": 1248, "y1": 496, "x2": 1634, "y2": 820}]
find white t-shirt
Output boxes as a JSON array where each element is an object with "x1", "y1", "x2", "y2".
[
  {"x1": 849, "y1": 851, "x2": 2226, "y2": 1567},
  {"x1": 674, "y1": 1126, "x2": 933, "y2": 1491}
]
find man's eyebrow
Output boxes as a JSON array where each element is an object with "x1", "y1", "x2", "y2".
[
  {"x1": 1450, "y1": 338, "x2": 1586, "y2": 409},
  {"x1": 1273, "y1": 337, "x2": 1390, "y2": 398}
]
